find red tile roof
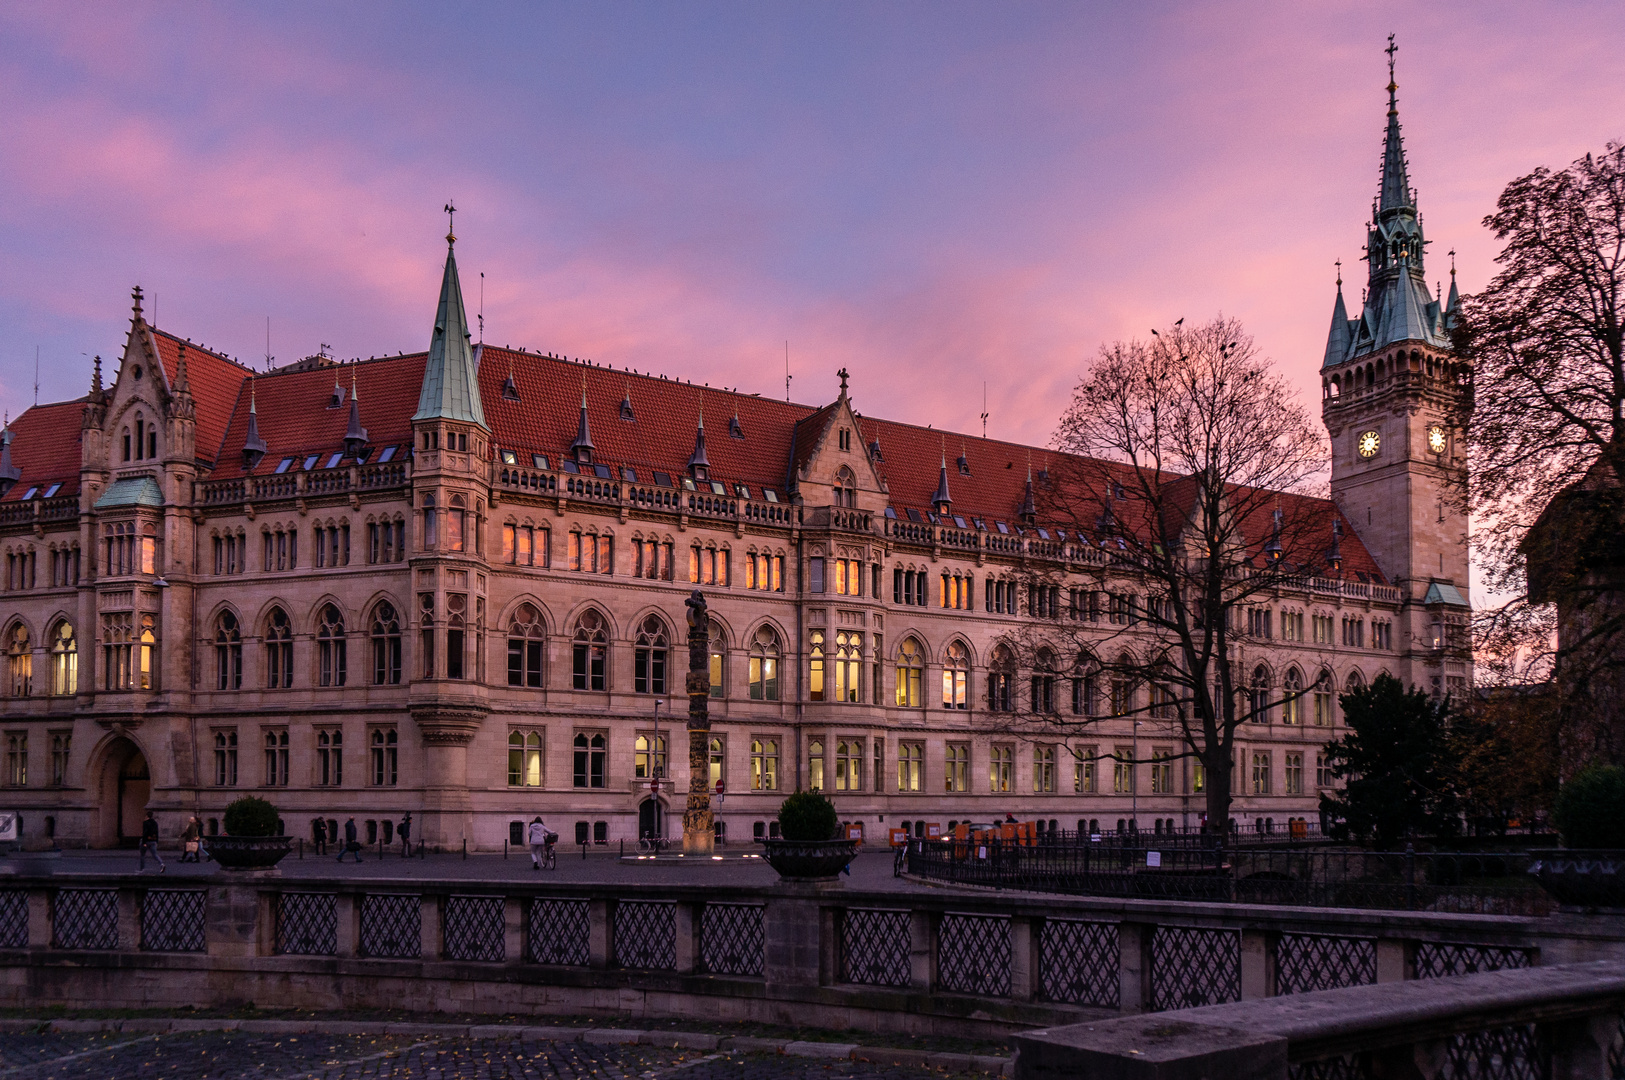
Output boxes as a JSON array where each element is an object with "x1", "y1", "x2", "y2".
[
  {"x1": 0, "y1": 400, "x2": 85, "y2": 503},
  {"x1": 1, "y1": 324, "x2": 1388, "y2": 583},
  {"x1": 150, "y1": 330, "x2": 254, "y2": 465}
]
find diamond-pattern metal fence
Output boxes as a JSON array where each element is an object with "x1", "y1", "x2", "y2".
[
  {"x1": 614, "y1": 901, "x2": 676, "y2": 970},
  {"x1": 937, "y1": 913, "x2": 1010, "y2": 997},
  {"x1": 276, "y1": 893, "x2": 338, "y2": 956},
  {"x1": 839, "y1": 908, "x2": 911, "y2": 988},
  {"x1": 1277, "y1": 934, "x2": 1377, "y2": 995},
  {"x1": 140, "y1": 890, "x2": 206, "y2": 952},
  {"x1": 1150, "y1": 925, "x2": 1240, "y2": 1011},
  {"x1": 443, "y1": 895, "x2": 505, "y2": 962},
  {"x1": 53, "y1": 888, "x2": 119, "y2": 950},
  {"x1": 699, "y1": 903, "x2": 763, "y2": 976},
  {"x1": 1038, "y1": 919, "x2": 1119, "y2": 1008},
  {"x1": 528, "y1": 898, "x2": 590, "y2": 966},
  {"x1": 1606, "y1": 1012, "x2": 1625, "y2": 1079},
  {"x1": 359, "y1": 894, "x2": 421, "y2": 959},
  {"x1": 1415, "y1": 942, "x2": 1531, "y2": 980},
  {"x1": 1443, "y1": 1023, "x2": 1547, "y2": 1080},
  {"x1": 0, "y1": 889, "x2": 28, "y2": 948},
  {"x1": 1287, "y1": 1053, "x2": 1365, "y2": 1080}
]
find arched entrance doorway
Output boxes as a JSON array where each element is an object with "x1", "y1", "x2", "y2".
[
  {"x1": 638, "y1": 798, "x2": 665, "y2": 841},
  {"x1": 96, "y1": 738, "x2": 151, "y2": 848}
]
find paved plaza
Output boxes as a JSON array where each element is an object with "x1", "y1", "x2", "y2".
[
  {"x1": 0, "y1": 847, "x2": 920, "y2": 891},
  {"x1": 0, "y1": 1028, "x2": 999, "y2": 1080}
]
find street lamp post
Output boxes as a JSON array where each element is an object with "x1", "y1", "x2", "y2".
[{"x1": 651, "y1": 698, "x2": 665, "y2": 836}]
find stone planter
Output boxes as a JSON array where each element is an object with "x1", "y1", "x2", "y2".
[
  {"x1": 1529, "y1": 850, "x2": 1625, "y2": 910},
  {"x1": 762, "y1": 838, "x2": 861, "y2": 881},
  {"x1": 204, "y1": 835, "x2": 292, "y2": 871}
]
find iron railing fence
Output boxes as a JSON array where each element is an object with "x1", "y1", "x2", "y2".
[{"x1": 906, "y1": 840, "x2": 1556, "y2": 916}]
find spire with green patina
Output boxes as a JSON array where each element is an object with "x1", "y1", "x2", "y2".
[{"x1": 413, "y1": 205, "x2": 488, "y2": 429}]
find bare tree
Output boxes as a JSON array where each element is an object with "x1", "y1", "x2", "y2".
[
  {"x1": 985, "y1": 316, "x2": 1333, "y2": 837},
  {"x1": 1452, "y1": 142, "x2": 1625, "y2": 769}
]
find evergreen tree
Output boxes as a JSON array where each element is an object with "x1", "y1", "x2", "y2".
[{"x1": 1319, "y1": 675, "x2": 1461, "y2": 847}]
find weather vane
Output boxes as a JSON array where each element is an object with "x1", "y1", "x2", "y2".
[{"x1": 444, "y1": 201, "x2": 457, "y2": 245}]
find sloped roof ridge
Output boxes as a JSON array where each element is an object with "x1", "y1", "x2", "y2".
[
  {"x1": 485, "y1": 344, "x2": 825, "y2": 413},
  {"x1": 149, "y1": 327, "x2": 258, "y2": 374}
]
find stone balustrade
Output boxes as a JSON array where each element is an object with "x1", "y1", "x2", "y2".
[
  {"x1": 0, "y1": 872, "x2": 1621, "y2": 1037},
  {"x1": 1015, "y1": 960, "x2": 1625, "y2": 1080}
]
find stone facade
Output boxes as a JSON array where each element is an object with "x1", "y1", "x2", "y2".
[{"x1": 0, "y1": 82, "x2": 1470, "y2": 851}]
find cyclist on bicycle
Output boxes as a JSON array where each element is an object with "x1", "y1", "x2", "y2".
[{"x1": 527, "y1": 816, "x2": 554, "y2": 870}]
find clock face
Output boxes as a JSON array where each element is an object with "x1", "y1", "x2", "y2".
[
  {"x1": 1428, "y1": 425, "x2": 1446, "y2": 454},
  {"x1": 1357, "y1": 430, "x2": 1380, "y2": 458}
]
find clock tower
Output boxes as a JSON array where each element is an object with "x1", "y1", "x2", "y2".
[{"x1": 1320, "y1": 40, "x2": 1472, "y2": 692}]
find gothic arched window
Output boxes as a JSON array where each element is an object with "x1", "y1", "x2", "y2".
[
  {"x1": 708, "y1": 623, "x2": 727, "y2": 699},
  {"x1": 833, "y1": 466, "x2": 856, "y2": 508},
  {"x1": 633, "y1": 614, "x2": 668, "y2": 694},
  {"x1": 573, "y1": 611, "x2": 607, "y2": 691},
  {"x1": 371, "y1": 601, "x2": 401, "y2": 686},
  {"x1": 1282, "y1": 667, "x2": 1304, "y2": 725},
  {"x1": 748, "y1": 625, "x2": 780, "y2": 701},
  {"x1": 895, "y1": 637, "x2": 923, "y2": 708},
  {"x1": 266, "y1": 607, "x2": 292, "y2": 688},
  {"x1": 215, "y1": 611, "x2": 242, "y2": 691},
  {"x1": 1250, "y1": 665, "x2": 1271, "y2": 723},
  {"x1": 50, "y1": 620, "x2": 76, "y2": 697},
  {"x1": 7, "y1": 624, "x2": 30, "y2": 698},
  {"x1": 506, "y1": 603, "x2": 545, "y2": 688},
  {"x1": 1032, "y1": 647, "x2": 1057, "y2": 714},
  {"x1": 989, "y1": 645, "x2": 1015, "y2": 713},
  {"x1": 317, "y1": 604, "x2": 346, "y2": 687},
  {"x1": 1072, "y1": 651, "x2": 1099, "y2": 717},
  {"x1": 1313, "y1": 670, "x2": 1335, "y2": 726},
  {"x1": 942, "y1": 640, "x2": 969, "y2": 710}
]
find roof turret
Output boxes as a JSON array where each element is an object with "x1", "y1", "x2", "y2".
[
  {"x1": 413, "y1": 214, "x2": 488, "y2": 429},
  {"x1": 569, "y1": 376, "x2": 594, "y2": 462},
  {"x1": 344, "y1": 372, "x2": 368, "y2": 455},
  {"x1": 932, "y1": 442, "x2": 952, "y2": 512},
  {"x1": 242, "y1": 379, "x2": 267, "y2": 469},
  {"x1": 687, "y1": 399, "x2": 710, "y2": 474}
]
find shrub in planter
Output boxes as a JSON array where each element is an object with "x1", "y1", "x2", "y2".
[
  {"x1": 1553, "y1": 765, "x2": 1625, "y2": 849},
  {"x1": 223, "y1": 796, "x2": 281, "y2": 837},
  {"x1": 777, "y1": 790, "x2": 838, "y2": 842}
]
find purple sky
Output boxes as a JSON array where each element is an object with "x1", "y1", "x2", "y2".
[{"x1": 2, "y1": 2, "x2": 1622, "y2": 453}]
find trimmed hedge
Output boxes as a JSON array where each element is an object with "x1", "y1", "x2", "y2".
[
  {"x1": 1554, "y1": 765, "x2": 1625, "y2": 849},
  {"x1": 223, "y1": 796, "x2": 281, "y2": 837},
  {"x1": 777, "y1": 790, "x2": 839, "y2": 842}
]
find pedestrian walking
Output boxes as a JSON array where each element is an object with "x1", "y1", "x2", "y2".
[
  {"x1": 398, "y1": 813, "x2": 412, "y2": 858},
  {"x1": 527, "y1": 816, "x2": 550, "y2": 870},
  {"x1": 336, "y1": 816, "x2": 362, "y2": 862},
  {"x1": 138, "y1": 810, "x2": 165, "y2": 873},
  {"x1": 311, "y1": 817, "x2": 327, "y2": 856},
  {"x1": 180, "y1": 815, "x2": 202, "y2": 863}
]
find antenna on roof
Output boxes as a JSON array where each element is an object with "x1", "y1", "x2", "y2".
[
  {"x1": 478, "y1": 272, "x2": 484, "y2": 344},
  {"x1": 981, "y1": 382, "x2": 988, "y2": 440},
  {"x1": 265, "y1": 317, "x2": 273, "y2": 371},
  {"x1": 34, "y1": 347, "x2": 40, "y2": 407},
  {"x1": 785, "y1": 341, "x2": 792, "y2": 402}
]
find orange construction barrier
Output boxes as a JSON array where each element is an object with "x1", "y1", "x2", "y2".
[{"x1": 888, "y1": 828, "x2": 909, "y2": 847}]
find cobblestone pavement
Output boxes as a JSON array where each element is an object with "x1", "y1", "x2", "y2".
[{"x1": 0, "y1": 1031, "x2": 992, "y2": 1080}]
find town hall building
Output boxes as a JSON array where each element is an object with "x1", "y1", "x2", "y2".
[{"x1": 0, "y1": 66, "x2": 1471, "y2": 849}]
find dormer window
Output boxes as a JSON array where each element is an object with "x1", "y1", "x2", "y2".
[
  {"x1": 957, "y1": 454, "x2": 970, "y2": 475},
  {"x1": 275, "y1": 458, "x2": 294, "y2": 474},
  {"x1": 42, "y1": 484, "x2": 59, "y2": 498},
  {"x1": 378, "y1": 446, "x2": 397, "y2": 464},
  {"x1": 328, "y1": 385, "x2": 346, "y2": 409},
  {"x1": 619, "y1": 396, "x2": 634, "y2": 420},
  {"x1": 503, "y1": 374, "x2": 521, "y2": 402},
  {"x1": 303, "y1": 455, "x2": 320, "y2": 471},
  {"x1": 729, "y1": 415, "x2": 744, "y2": 439},
  {"x1": 325, "y1": 453, "x2": 343, "y2": 469},
  {"x1": 500, "y1": 449, "x2": 517, "y2": 466}
]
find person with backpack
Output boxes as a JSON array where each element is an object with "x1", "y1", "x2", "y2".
[{"x1": 398, "y1": 813, "x2": 412, "y2": 858}]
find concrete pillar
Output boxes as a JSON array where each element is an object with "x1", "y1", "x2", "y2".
[
  {"x1": 1010, "y1": 916, "x2": 1036, "y2": 1002},
  {"x1": 762, "y1": 889, "x2": 821, "y2": 987},
  {"x1": 419, "y1": 894, "x2": 440, "y2": 960},
  {"x1": 27, "y1": 888, "x2": 49, "y2": 949},
  {"x1": 1240, "y1": 929, "x2": 1276, "y2": 1000},
  {"x1": 1117, "y1": 921, "x2": 1151, "y2": 1014},
  {"x1": 334, "y1": 893, "x2": 358, "y2": 958},
  {"x1": 588, "y1": 898, "x2": 611, "y2": 969},
  {"x1": 204, "y1": 878, "x2": 266, "y2": 958},
  {"x1": 503, "y1": 896, "x2": 524, "y2": 965},
  {"x1": 1376, "y1": 937, "x2": 1410, "y2": 983},
  {"x1": 908, "y1": 909, "x2": 937, "y2": 991},
  {"x1": 819, "y1": 904, "x2": 838, "y2": 985},
  {"x1": 674, "y1": 902, "x2": 697, "y2": 974},
  {"x1": 117, "y1": 887, "x2": 140, "y2": 950}
]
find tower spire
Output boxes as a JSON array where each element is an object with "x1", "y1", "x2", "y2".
[
  {"x1": 1378, "y1": 34, "x2": 1412, "y2": 214},
  {"x1": 570, "y1": 370, "x2": 594, "y2": 461},
  {"x1": 242, "y1": 377, "x2": 267, "y2": 468},
  {"x1": 687, "y1": 393, "x2": 710, "y2": 474},
  {"x1": 413, "y1": 218, "x2": 488, "y2": 429},
  {"x1": 933, "y1": 438, "x2": 952, "y2": 513},
  {"x1": 345, "y1": 371, "x2": 368, "y2": 455}
]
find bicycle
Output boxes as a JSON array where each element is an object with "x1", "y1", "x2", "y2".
[{"x1": 638, "y1": 835, "x2": 669, "y2": 855}]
